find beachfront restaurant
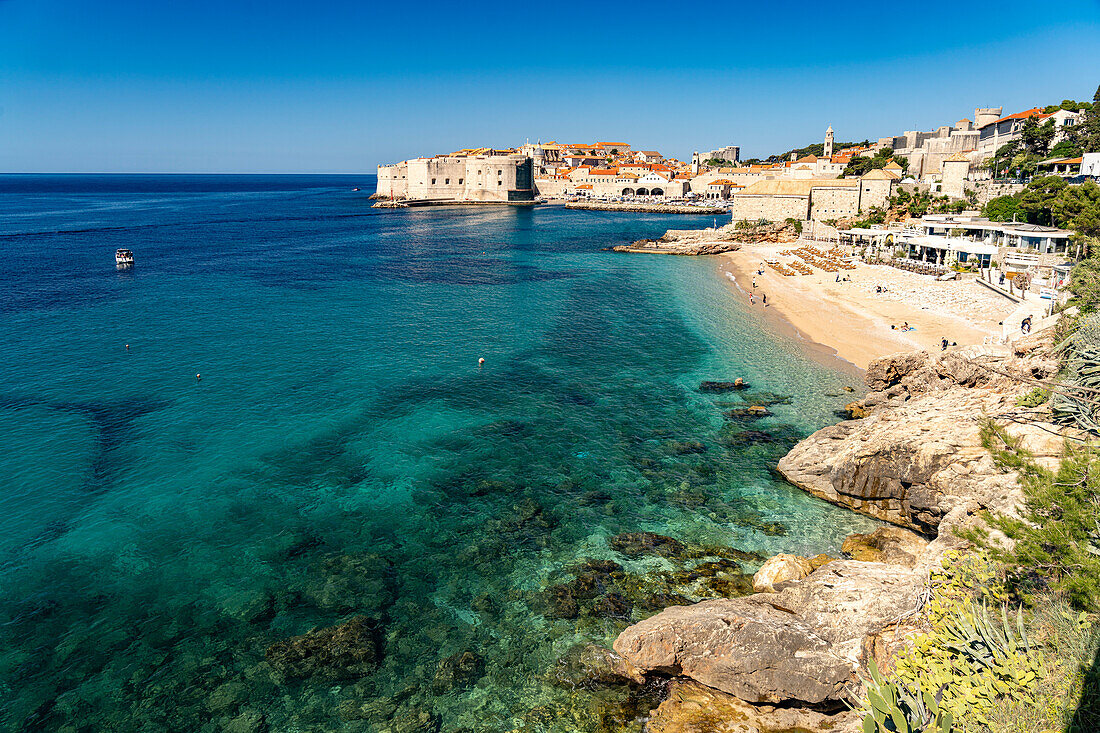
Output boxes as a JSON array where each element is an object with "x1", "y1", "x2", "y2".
[
  {"x1": 918, "y1": 215, "x2": 1072, "y2": 256},
  {"x1": 905, "y1": 234, "x2": 998, "y2": 267}
]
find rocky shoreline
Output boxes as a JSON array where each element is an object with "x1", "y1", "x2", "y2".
[
  {"x1": 615, "y1": 220, "x2": 800, "y2": 256},
  {"x1": 604, "y1": 334, "x2": 1064, "y2": 731}
]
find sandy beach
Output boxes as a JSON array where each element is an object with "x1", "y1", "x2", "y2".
[{"x1": 720, "y1": 242, "x2": 1021, "y2": 370}]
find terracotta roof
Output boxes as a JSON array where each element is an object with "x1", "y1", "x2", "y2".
[
  {"x1": 589, "y1": 168, "x2": 619, "y2": 176},
  {"x1": 709, "y1": 179, "x2": 735, "y2": 185},
  {"x1": 596, "y1": 142, "x2": 629, "y2": 147},
  {"x1": 861, "y1": 168, "x2": 897, "y2": 180},
  {"x1": 986, "y1": 107, "x2": 1052, "y2": 126},
  {"x1": 576, "y1": 184, "x2": 593, "y2": 189},
  {"x1": 884, "y1": 161, "x2": 903, "y2": 170}
]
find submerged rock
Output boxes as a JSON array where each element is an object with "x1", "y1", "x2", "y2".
[
  {"x1": 722, "y1": 406, "x2": 771, "y2": 421},
  {"x1": 311, "y1": 553, "x2": 395, "y2": 615},
  {"x1": 265, "y1": 615, "x2": 383, "y2": 682},
  {"x1": 592, "y1": 591, "x2": 633, "y2": 620},
  {"x1": 552, "y1": 644, "x2": 645, "y2": 689},
  {"x1": 665, "y1": 440, "x2": 707, "y2": 455},
  {"x1": 751, "y1": 554, "x2": 814, "y2": 593},
  {"x1": 698, "y1": 380, "x2": 747, "y2": 393},
  {"x1": 431, "y1": 651, "x2": 485, "y2": 694},
  {"x1": 608, "y1": 532, "x2": 686, "y2": 559}
]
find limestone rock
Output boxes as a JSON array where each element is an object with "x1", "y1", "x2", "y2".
[
  {"x1": 612, "y1": 597, "x2": 853, "y2": 704},
  {"x1": 768, "y1": 560, "x2": 923, "y2": 646},
  {"x1": 751, "y1": 554, "x2": 814, "y2": 593},
  {"x1": 842, "y1": 526, "x2": 928, "y2": 567},
  {"x1": 265, "y1": 615, "x2": 382, "y2": 682},
  {"x1": 645, "y1": 679, "x2": 861, "y2": 733},
  {"x1": 775, "y1": 348, "x2": 1049, "y2": 533}
]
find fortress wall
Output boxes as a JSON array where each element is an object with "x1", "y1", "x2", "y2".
[
  {"x1": 809, "y1": 187, "x2": 860, "y2": 220},
  {"x1": 731, "y1": 194, "x2": 809, "y2": 223},
  {"x1": 407, "y1": 158, "x2": 468, "y2": 200},
  {"x1": 376, "y1": 164, "x2": 408, "y2": 198}
]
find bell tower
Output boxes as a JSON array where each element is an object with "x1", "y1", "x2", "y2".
[{"x1": 824, "y1": 126, "x2": 834, "y2": 159}]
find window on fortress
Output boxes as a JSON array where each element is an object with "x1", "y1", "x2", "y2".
[
  {"x1": 445, "y1": 178, "x2": 449, "y2": 184},
  {"x1": 458, "y1": 178, "x2": 463, "y2": 184},
  {"x1": 497, "y1": 181, "x2": 502, "y2": 186},
  {"x1": 431, "y1": 178, "x2": 436, "y2": 184},
  {"x1": 498, "y1": 170, "x2": 502, "y2": 175}
]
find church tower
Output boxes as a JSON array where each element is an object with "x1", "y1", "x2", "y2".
[{"x1": 824, "y1": 126, "x2": 834, "y2": 159}]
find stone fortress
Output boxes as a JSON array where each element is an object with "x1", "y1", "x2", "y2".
[{"x1": 375, "y1": 150, "x2": 534, "y2": 204}]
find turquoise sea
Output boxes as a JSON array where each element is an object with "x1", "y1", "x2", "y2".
[{"x1": 0, "y1": 175, "x2": 877, "y2": 732}]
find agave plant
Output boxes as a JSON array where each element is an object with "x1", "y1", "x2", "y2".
[
  {"x1": 938, "y1": 601, "x2": 1032, "y2": 669},
  {"x1": 860, "y1": 661, "x2": 954, "y2": 733},
  {"x1": 1051, "y1": 313, "x2": 1100, "y2": 434}
]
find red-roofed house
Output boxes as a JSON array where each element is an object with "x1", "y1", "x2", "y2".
[{"x1": 977, "y1": 107, "x2": 1082, "y2": 157}]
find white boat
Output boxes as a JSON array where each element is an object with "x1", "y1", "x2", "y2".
[{"x1": 115, "y1": 249, "x2": 134, "y2": 266}]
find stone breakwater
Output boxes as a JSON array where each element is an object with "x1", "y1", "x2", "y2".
[
  {"x1": 612, "y1": 241, "x2": 742, "y2": 256},
  {"x1": 608, "y1": 335, "x2": 1064, "y2": 732}
]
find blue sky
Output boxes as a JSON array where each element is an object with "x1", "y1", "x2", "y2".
[{"x1": 1, "y1": 0, "x2": 1099, "y2": 173}]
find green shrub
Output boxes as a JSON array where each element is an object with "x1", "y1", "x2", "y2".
[{"x1": 1016, "y1": 387, "x2": 1050, "y2": 408}]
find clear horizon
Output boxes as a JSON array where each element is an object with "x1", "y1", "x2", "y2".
[{"x1": 2, "y1": 0, "x2": 1099, "y2": 173}]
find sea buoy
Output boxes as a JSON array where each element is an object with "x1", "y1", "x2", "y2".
[
  {"x1": 478, "y1": 358, "x2": 485, "y2": 366},
  {"x1": 196, "y1": 374, "x2": 201, "y2": 381}
]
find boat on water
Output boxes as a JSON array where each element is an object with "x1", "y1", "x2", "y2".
[{"x1": 115, "y1": 249, "x2": 134, "y2": 266}]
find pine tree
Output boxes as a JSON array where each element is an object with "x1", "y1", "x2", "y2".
[{"x1": 1085, "y1": 84, "x2": 1100, "y2": 153}]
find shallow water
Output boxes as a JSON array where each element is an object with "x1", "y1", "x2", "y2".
[{"x1": 0, "y1": 175, "x2": 876, "y2": 732}]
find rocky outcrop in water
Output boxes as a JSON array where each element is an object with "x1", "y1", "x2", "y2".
[
  {"x1": 777, "y1": 346, "x2": 1061, "y2": 533},
  {"x1": 615, "y1": 221, "x2": 800, "y2": 256},
  {"x1": 265, "y1": 615, "x2": 383, "y2": 682},
  {"x1": 613, "y1": 341, "x2": 1066, "y2": 732}
]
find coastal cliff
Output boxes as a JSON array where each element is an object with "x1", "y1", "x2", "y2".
[{"x1": 609, "y1": 337, "x2": 1065, "y2": 732}]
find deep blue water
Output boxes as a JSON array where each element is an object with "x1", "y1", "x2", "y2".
[{"x1": 0, "y1": 175, "x2": 875, "y2": 732}]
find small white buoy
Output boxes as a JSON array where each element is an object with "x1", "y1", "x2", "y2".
[
  {"x1": 196, "y1": 373, "x2": 201, "y2": 381},
  {"x1": 478, "y1": 357, "x2": 485, "y2": 366},
  {"x1": 125, "y1": 344, "x2": 129, "y2": 351}
]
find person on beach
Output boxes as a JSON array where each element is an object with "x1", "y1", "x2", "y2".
[
  {"x1": 752, "y1": 277, "x2": 757, "y2": 290},
  {"x1": 749, "y1": 293, "x2": 755, "y2": 305},
  {"x1": 941, "y1": 337, "x2": 948, "y2": 351},
  {"x1": 762, "y1": 293, "x2": 767, "y2": 306}
]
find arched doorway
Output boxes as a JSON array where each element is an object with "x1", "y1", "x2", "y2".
[
  {"x1": 622, "y1": 188, "x2": 634, "y2": 196},
  {"x1": 651, "y1": 187, "x2": 664, "y2": 196},
  {"x1": 636, "y1": 187, "x2": 649, "y2": 196}
]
